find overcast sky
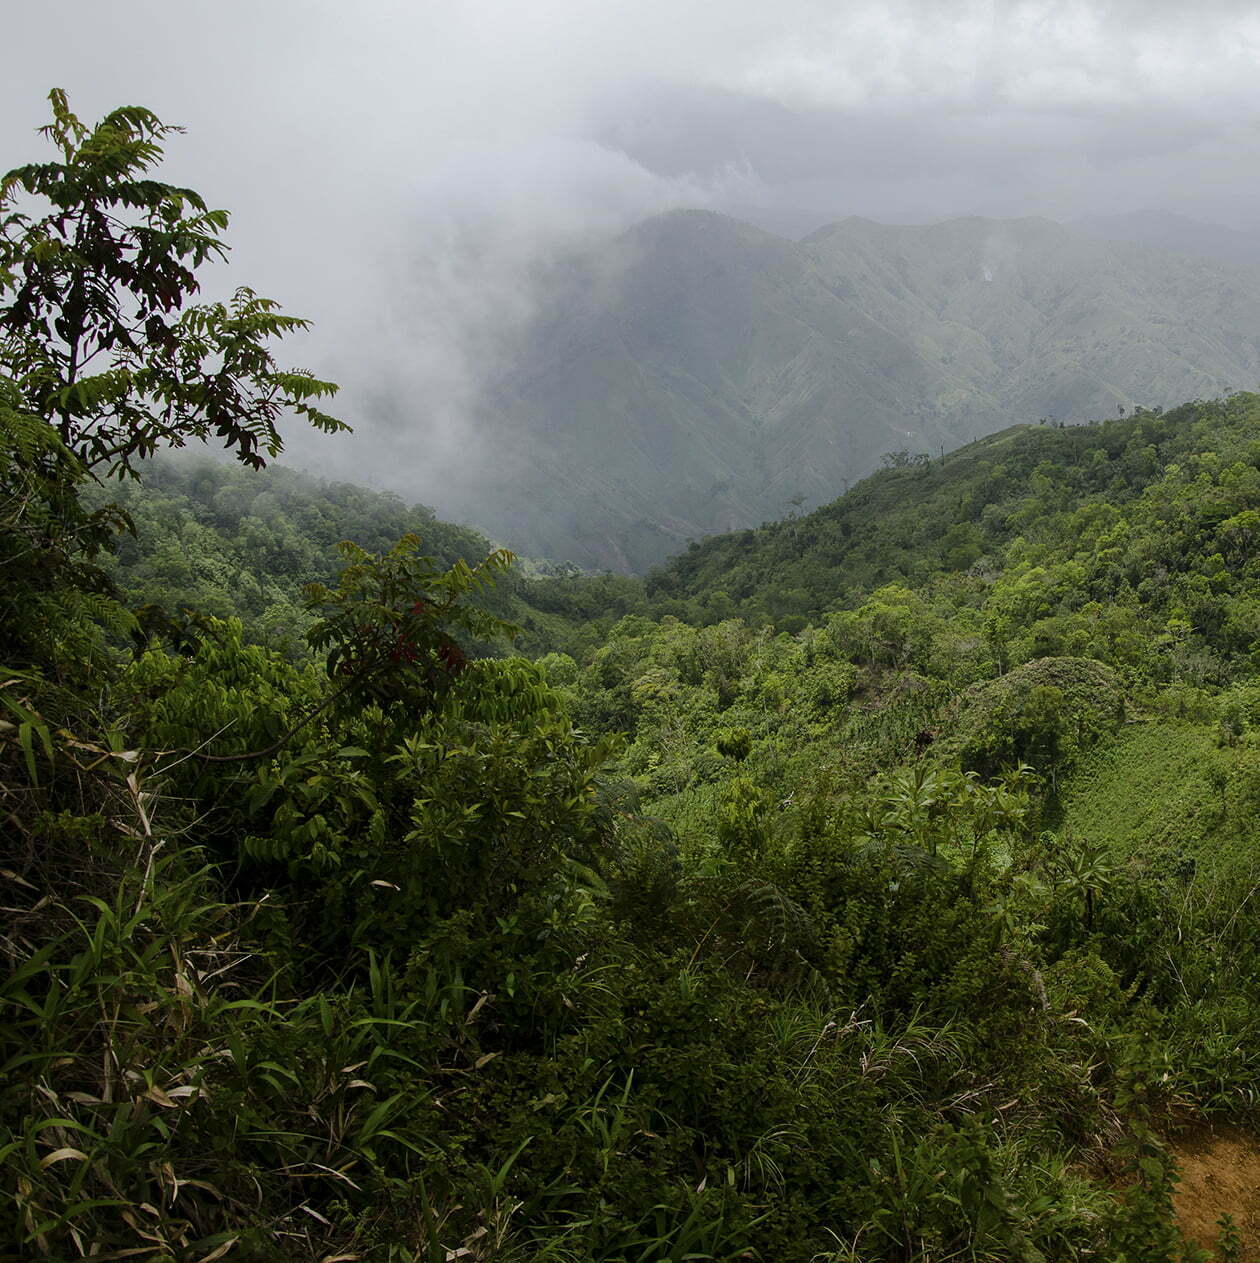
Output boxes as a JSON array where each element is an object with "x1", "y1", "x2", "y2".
[{"x1": 5, "y1": 1, "x2": 1260, "y2": 494}]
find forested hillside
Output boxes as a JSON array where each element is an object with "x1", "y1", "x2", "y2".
[
  {"x1": 424, "y1": 209, "x2": 1260, "y2": 570},
  {"x1": 94, "y1": 457, "x2": 569, "y2": 653},
  {"x1": 528, "y1": 393, "x2": 1260, "y2": 1003},
  {"x1": 8, "y1": 93, "x2": 1260, "y2": 1263},
  {"x1": 652, "y1": 393, "x2": 1260, "y2": 648},
  {"x1": 533, "y1": 394, "x2": 1260, "y2": 667}
]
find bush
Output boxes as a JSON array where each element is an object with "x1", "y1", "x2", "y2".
[{"x1": 948, "y1": 657, "x2": 1126, "y2": 777}]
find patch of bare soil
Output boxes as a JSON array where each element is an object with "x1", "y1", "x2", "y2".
[{"x1": 1171, "y1": 1125, "x2": 1260, "y2": 1259}]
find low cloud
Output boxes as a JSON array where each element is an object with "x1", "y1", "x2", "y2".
[{"x1": 4, "y1": 1, "x2": 1259, "y2": 518}]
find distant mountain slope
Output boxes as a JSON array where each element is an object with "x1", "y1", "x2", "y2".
[
  {"x1": 1072, "y1": 209, "x2": 1260, "y2": 270},
  {"x1": 431, "y1": 211, "x2": 1260, "y2": 572}
]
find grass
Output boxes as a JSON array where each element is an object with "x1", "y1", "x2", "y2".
[{"x1": 1056, "y1": 720, "x2": 1222, "y2": 866}]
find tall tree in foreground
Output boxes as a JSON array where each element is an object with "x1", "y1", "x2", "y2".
[
  {"x1": 0, "y1": 89, "x2": 348, "y2": 673},
  {"x1": 0, "y1": 88, "x2": 347, "y2": 478}
]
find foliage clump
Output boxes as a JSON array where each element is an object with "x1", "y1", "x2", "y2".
[{"x1": 947, "y1": 656, "x2": 1126, "y2": 777}]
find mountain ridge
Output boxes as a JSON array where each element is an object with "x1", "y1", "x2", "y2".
[{"x1": 416, "y1": 209, "x2": 1260, "y2": 572}]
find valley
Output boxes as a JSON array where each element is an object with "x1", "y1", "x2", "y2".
[{"x1": 422, "y1": 210, "x2": 1260, "y2": 571}]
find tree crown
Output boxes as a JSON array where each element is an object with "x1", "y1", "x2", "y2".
[{"x1": 0, "y1": 88, "x2": 347, "y2": 478}]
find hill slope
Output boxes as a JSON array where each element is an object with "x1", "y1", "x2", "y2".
[
  {"x1": 428, "y1": 211, "x2": 1260, "y2": 571},
  {"x1": 531, "y1": 393, "x2": 1260, "y2": 681},
  {"x1": 98, "y1": 458, "x2": 569, "y2": 654}
]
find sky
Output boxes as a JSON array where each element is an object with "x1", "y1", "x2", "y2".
[{"x1": 5, "y1": 0, "x2": 1260, "y2": 500}]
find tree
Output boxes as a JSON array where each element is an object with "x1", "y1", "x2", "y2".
[
  {"x1": 0, "y1": 89, "x2": 347, "y2": 479},
  {"x1": 303, "y1": 533, "x2": 516, "y2": 724}
]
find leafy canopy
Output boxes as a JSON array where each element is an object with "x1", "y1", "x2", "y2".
[{"x1": 0, "y1": 88, "x2": 347, "y2": 478}]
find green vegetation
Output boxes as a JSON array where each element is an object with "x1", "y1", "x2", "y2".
[
  {"x1": 536, "y1": 394, "x2": 1260, "y2": 667},
  {"x1": 423, "y1": 208, "x2": 1260, "y2": 571},
  {"x1": 92, "y1": 457, "x2": 564, "y2": 654},
  {"x1": 6, "y1": 91, "x2": 1260, "y2": 1262}
]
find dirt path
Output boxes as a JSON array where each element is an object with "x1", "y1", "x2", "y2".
[{"x1": 1171, "y1": 1125, "x2": 1260, "y2": 1258}]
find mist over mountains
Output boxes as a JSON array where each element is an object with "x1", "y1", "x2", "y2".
[
  {"x1": 1072, "y1": 209, "x2": 1260, "y2": 270},
  {"x1": 413, "y1": 210, "x2": 1260, "y2": 572}
]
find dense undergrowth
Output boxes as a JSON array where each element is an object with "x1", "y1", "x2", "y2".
[{"x1": 5, "y1": 92, "x2": 1260, "y2": 1262}]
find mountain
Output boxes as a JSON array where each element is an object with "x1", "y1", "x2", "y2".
[
  {"x1": 427, "y1": 211, "x2": 1260, "y2": 572},
  {"x1": 1072, "y1": 209, "x2": 1260, "y2": 270}
]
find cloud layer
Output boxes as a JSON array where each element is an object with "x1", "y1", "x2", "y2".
[{"x1": 4, "y1": 1, "x2": 1259, "y2": 509}]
